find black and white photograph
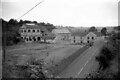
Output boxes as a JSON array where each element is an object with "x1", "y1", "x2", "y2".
[{"x1": 1, "y1": 0, "x2": 120, "y2": 79}]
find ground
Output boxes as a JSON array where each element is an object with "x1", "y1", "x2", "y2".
[
  {"x1": 3, "y1": 37, "x2": 105, "y2": 78},
  {"x1": 4, "y1": 42, "x2": 82, "y2": 77}
]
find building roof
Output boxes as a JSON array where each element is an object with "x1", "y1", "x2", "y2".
[
  {"x1": 21, "y1": 23, "x2": 49, "y2": 32},
  {"x1": 71, "y1": 31, "x2": 102, "y2": 37},
  {"x1": 71, "y1": 31, "x2": 89, "y2": 37},
  {"x1": 93, "y1": 31, "x2": 103, "y2": 36},
  {"x1": 21, "y1": 23, "x2": 40, "y2": 29},
  {"x1": 52, "y1": 28, "x2": 71, "y2": 34}
]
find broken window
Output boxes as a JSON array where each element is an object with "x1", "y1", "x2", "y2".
[
  {"x1": 38, "y1": 37, "x2": 41, "y2": 41},
  {"x1": 87, "y1": 41, "x2": 89, "y2": 43},
  {"x1": 21, "y1": 30, "x2": 23, "y2": 32},
  {"x1": 73, "y1": 36, "x2": 75, "y2": 39},
  {"x1": 21, "y1": 37, "x2": 23, "y2": 39},
  {"x1": 92, "y1": 37, "x2": 94, "y2": 39},
  {"x1": 81, "y1": 41, "x2": 83, "y2": 43},
  {"x1": 73, "y1": 40, "x2": 75, "y2": 43},
  {"x1": 26, "y1": 38, "x2": 28, "y2": 41},
  {"x1": 33, "y1": 37, "x2": 36, "y2": 41},
  {"x1": 87, "y1": 37, "x2": 89, "y2": 39},
  {"x1": 29, "y1": 37, "x2": 32, "y2": 41},
  {"x1": 41, "y1": 31, "x2": 44, "y2": 33},
  {"x1": 37, "y1": 30, "x2": 39, "y2": 32},
  {"x1": 28, "y1": 29, "x2": 30, "y2": 32},
  {"x1": 33, "y1": 30, "x2": 35, "y2": 32},
  {"x1": 24, "y1": 30, "x2": 26, "y2": 32}
]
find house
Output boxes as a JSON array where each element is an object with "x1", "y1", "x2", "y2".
[
  {"x1": 83, "y1": 32, "x2": 99, "y2": 43},
  {"x1": 41, "y1": 32, "x2": 55, "y2": 43},
  {"x1": 52, "y1": 28, "x2": 71, "y2": 43},
  {"x1": 71, "y1": 31, "x2": 102, "y2": 44},
  {"x1": 19, "y1": 23, "x2": 49, "y2": 43}
]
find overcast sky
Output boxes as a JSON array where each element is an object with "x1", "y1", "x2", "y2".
[{"x1": 1, "y1": 0, "x2": 119, "y2": 27}]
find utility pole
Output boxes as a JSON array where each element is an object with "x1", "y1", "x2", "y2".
[{"x1": 2, "y1": 24, "x2": 6, "y2": 63}]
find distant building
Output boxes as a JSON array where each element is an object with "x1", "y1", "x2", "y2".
[
  {"x1": 71, "y1": 31, "x2": 102, "y2": 44},
  {"x1": 19, "y1": 23, "x2": 50, "y2": 43},
  {"x1": 52, "y1": 28, "x2": 71, "y2": 43}
]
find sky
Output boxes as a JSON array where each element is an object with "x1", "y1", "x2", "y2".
[{"x1": 1, "y1": 0, "x2": 119, "y2": 27}]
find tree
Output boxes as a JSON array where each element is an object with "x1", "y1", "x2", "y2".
[
  {"x1": 24, "y1": 20, "x2": 32, "y2": 23},
  {"x1": 9, "y1": 18, "x2": 18, "y2": 25},
  {"x1": 33, "y1": 21, "x2": 37, "y2": 24},
  {"x1": 89, "y1": 26, "x2": 97, "y2": 32},
  {"x1": 101, "y1": 27, "x2": 107, "y2": 36},
  {"x1": 118, "y1": 26, "x2": 120, "y2": 30},
  {"x1": 38, "y1": 22, "x2": 56, "y2": 32},
  {"x1": 19, "y1": 19, "x2": 24, "y2": 25}
]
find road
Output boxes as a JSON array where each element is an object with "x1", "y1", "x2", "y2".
[{"x1": 58, "y1": 37, "x2": 105, "y2": 78}]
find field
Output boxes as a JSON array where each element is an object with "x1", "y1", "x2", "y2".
[
  {"x1": 6, "y1": 43, "x2": 82, "y2": 64},
  {"x1": 4, "y1": 42, "x2": 85, "y2": 77}
]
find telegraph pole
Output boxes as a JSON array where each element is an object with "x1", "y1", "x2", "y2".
[{"x1": 2, "y1": 25, "x2": 6, "y2": 63}]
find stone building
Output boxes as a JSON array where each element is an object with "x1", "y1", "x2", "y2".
[
  {"x1": 19, "y1": 23, "x2": 43, "y2": 43},
  {"x1": 52, "y1": 28, "x2": 71, "y2": 43},
  {"x1": 71, "y1": 31, "x2": 102, "y2": 44}
]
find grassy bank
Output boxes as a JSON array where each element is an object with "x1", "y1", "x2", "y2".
[{"x1": 47, "y1": 45, "x2": 89, "y2": 77}]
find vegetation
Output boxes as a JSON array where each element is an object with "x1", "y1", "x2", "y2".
[
  {"x1": 101, "y1": 27, "x2": 107, "y2": 36},
  {"x1": 2, "y1": 57, "x2": 46, "y2": 78},
  {"x1": 2, "y1": 19, "x2": 21, "y2": 46},
  {"x1": 85, "y1": 26, "x2": 120, "y2": 79},
  {"x1": 96, "y1": 45, "x2": 117, "y2": 70},
  {"x1": 1, "y1": 18, "x2": 56, "y2": 46},
  {"x1": 89, "y1": 26, "x2": 97, "y2": 32}
]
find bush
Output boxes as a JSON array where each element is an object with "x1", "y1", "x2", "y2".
[
  {"x1": 101, "y1": 47, "x2": 115, "y2": 61},
  {"x1": 96, "y1": 46, "x2": 115, "y2": 70},
  {"x1": 3, "y1": 57, "x2": 46, "y2": 78}
]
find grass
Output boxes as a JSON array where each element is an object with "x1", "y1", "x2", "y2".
[
  {"x1": 47, "y1": 45, "x2": 89, "y2": 77},
  {"x1": 4, "y1": 42, "x2": 86, "y2": 78},
  {"x1": 2, "y1": 56, "x2": 45, "y2": 78},
  {"x1": 3, "y1": 43, "x2": 78, "y2": 78}
]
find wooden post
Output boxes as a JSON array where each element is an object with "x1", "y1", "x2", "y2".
[{"x1": 2, "y1": 27, "x2": 6, "y2": 63}]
